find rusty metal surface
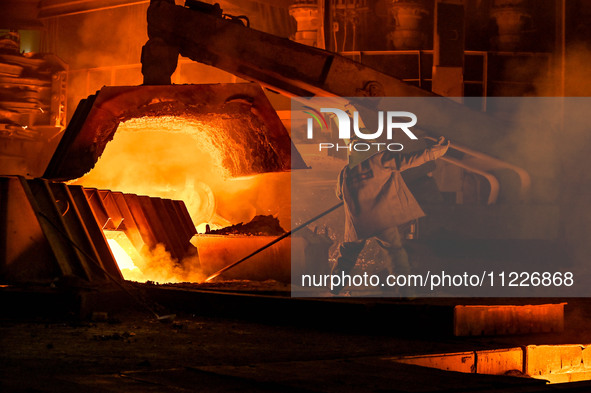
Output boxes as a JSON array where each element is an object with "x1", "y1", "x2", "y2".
[
  {"x1": 21, "y1": 178, "x2": 93, "y2": 281},
  {"x1": 1, "y1": 175, "x2": 197, "y2": 284},
  {"x1": 0, "y1": 177, "x2": 61, "y2": 282},
  {"x1": 0, "y1": 176, "x2": 122, "y2": 284},
  {"x1": 44, "y1": 83, "x2": 307, "y2": 181},
  {"x1": 98, "y1": 190, "x2": 124, "y2": 229},
  {"x1": 111, "y1": 192, "x2": 144, "y2": 250},
  {"x1": 454, "y1": 303, "x2": 566, "y2": 336},
  {"x1": 84, "y1": 188, "x2": 110, "y2": 229},
  {"x1": 67, "y1": 185, "x2": 122, "y2": 280},
  {"x1": 141, "y1": 1, "x2": 535, "y2": 172},
  {"x1": 85, "y1": 188, "x2": 198, "y2": 263},
  {"x1": 144, "y1": 0, "x2": 429, "y2": 97}
]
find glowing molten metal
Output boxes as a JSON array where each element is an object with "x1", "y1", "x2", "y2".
[{"x1": 75, "y1": 115, "x2": 291, "y2": 283}]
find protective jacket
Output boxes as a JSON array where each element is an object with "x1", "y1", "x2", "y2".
[{"x1": 336, "y1": 146, "x2": 446, "y2": 242}]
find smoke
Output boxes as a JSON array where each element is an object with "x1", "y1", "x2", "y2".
[
  {"x1": 477, "y1": 42, "x2": 591, "y2": 277},
  {"x1": 106, "y1": 231, "x2": 206, "y2": 284},
  {"x1": 534, "y1": 48, "x2": 591, "y2": 182},
  {"x1": 72, "y1": 7, "x2": 146, "y2": 69},
  {"x1": 564, "y1": 42, "x2": 591, "y2": 96},
  {"x1": 137, "y1": 243, "x2": 205, "y2": 284},
  {"x1": 60, "y1": 1, "x2": 294, "y2": 122},
  {"x1": 520, "y1": 41, "x2": 591, "y2": 97},
  {"x1": 78, "y1": 116, "x2": 292, "y2": 284},
  {"x1": 472, "y1": 41, "x2": 591, "y2": 197}
]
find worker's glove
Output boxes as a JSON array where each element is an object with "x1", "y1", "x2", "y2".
[{"x1": 428, "y1": 136, "x2": 450, "y2": 161}]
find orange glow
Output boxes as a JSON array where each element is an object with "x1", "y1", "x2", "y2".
[
  {"x1": 73, "y1": 116, "x2": 291, "y2": 230},
  {"x1": 76, "y1": 116, "x2": 291, "y2": 283},
  {"x1": 105, "y1": 230, "x2": 205, "y2": 283},
  {"x1": 389, "y1": 344, "x2": 591, "y2": 384},
  {"x1": 105, "y1": 231, "x2": 145, "y2": 282},
  {"x1": 107, "y1": 240, "x2": 135, "y2": 270},
  {"x1": 107, "y1": 238, "x2": 143, "y2": 281},
  {"x1": 191, "y1": 234, "x2": 291, "y2": 282}
]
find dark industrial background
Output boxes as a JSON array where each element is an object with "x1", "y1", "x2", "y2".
[{"x1": 3, "y1": 1, "x2": 591, "y2": 392}]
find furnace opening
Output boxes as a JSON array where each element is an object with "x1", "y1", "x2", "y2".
[{"x1": 72, "y1": 115, "x2": 291, "y2": 283}]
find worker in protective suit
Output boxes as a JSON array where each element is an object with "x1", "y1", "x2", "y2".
[{"x1": 331, "y1": 136, "x2": 450, "y2": 295}]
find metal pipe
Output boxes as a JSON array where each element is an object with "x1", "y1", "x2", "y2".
[
  {"x1": 38, "y1": 0, "x2": 149, "y2": 19},
  {"x1": 424, "y1": 136, "x2": 531, "y2": 201},
  {"x1": 324, "y1": 0, "x2": 332, "y2": 51},
  {"x1": 439, "y1": 156, "x2": 500, "y2": 205}
]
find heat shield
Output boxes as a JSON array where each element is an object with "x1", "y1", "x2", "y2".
[{"x1": 44, "y1": 83, "x2": 306, "y2": 180}]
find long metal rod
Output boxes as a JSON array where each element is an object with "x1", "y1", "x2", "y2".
[
  {"x1": 324, "y1": 0, "x2": 332, "y2": 51},
  {"x1": 204, "y1": 201, "x2": 344, "y2": 282},
  {"x1": 38, "y1": 1, "x2": 149, "y2": 19}
]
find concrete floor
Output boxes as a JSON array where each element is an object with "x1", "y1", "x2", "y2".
[{"x1": 3, "y1": 288, "x2": 591, "y2": 392}]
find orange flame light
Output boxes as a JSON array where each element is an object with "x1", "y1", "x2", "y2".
[{"x1": 76, "y1": 116, "x2": 291, "y2": 283}]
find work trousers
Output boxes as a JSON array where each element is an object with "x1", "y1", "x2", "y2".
[{"x1": 333, "y1": 226, "x2": 411, "y2": 278}]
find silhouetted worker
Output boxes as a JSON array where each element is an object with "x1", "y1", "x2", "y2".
[{"x1": 331, "y1": 136, "x2": 450, "y2": 295}]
